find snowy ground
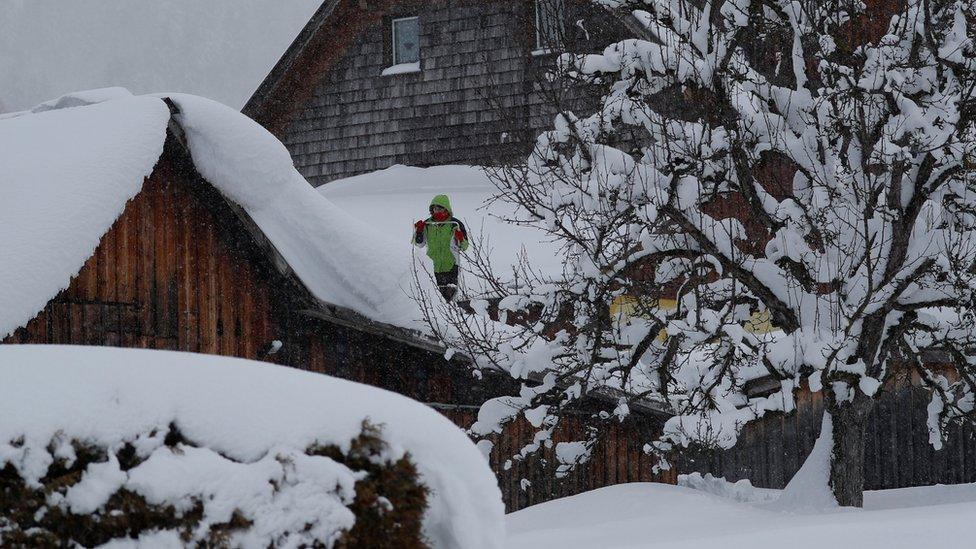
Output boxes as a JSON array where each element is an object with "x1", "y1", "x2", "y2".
[
  {"x1": 506, "y1": 480, "x2": 975, "y2": 549},
  {"x1": 319, "y1": 164, "x2": 565, "y2": 281}
]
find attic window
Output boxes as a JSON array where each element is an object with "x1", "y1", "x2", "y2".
[
  {"x1": 534, "y1": 0, "x2": 564, "y2": 52},
  {"x1": 392, "y1": 16, "x2": 420, "y2": 65}
]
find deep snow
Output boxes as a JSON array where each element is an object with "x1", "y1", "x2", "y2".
[
  {"x1": 506, "y1": 480, "x2": 975, "y2": 549},
  {"x1": 0, "y1": 345, "x2": 505, "y2": 548},
  {"x1": 318, "y1": 164, "x2": 565, "y2": 280}
]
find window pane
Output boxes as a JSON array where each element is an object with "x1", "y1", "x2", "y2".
[
  {"x1": 393, "y1": 17, "x2": 420, "y2": 64},
  {"x1": 535, "y1": 0, "x2": 563, "y2": 49}
]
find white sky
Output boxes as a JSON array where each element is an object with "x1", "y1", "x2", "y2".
[{"x1": 0, "y1": 0, "x2": 323, "y2": 112}]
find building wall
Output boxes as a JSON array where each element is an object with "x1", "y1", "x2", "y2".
[
  {"x1": 281, "y1": 0, "x2": 617, "y2": 186},
  {"x1": 5, "y1": 142, "x2": 289, "y2": 357},
  {"x1": 4, "y1": 137, "x2": 671, "y2": 511},
  {"x1": 441, "y1": 409, "x2": 676, "y2": 511},
  {"x1": 679, "y1": 380, "x2": 976, "y2": 490}
]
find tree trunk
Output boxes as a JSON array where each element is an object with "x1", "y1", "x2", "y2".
[{"x1": 827, "y1": 394, "x2": 873, "y2": 507}]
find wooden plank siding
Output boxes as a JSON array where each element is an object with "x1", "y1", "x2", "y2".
[
  {"x1": 436, "y1": 408, "x2": 672, "y2": 511},
  {"x1": 6, "y1": 141, "x2": 287, "y2": 360},
  {"x1": 679, "y1": 381, "x2": 976, "y2": 491},
  {"x1": 3, "y1": 135, "x2": 671, "y2": 512}
]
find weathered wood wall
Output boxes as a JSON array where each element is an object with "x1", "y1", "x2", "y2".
[
  {"x1": 5, "y1": 142, "x2": 290, "y2": 357},
  {"x1": 271, "y1": 0, "x2": 905, "y2": 187},
  {"x1": 679, "y1": 381, "x2": 976, "y2": 490},
  {"x1": 440, "y1": 408, "x2": 675, "y2": 511},
  {"x1": 4, "y1": 138, "x2": 670, "y2": 511},
  {"x1": 281, "y1": 0, "x2": 617, "y2": 185}
]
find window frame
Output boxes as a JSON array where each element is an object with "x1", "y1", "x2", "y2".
[
  {"x1": 391, "y1": 15, "x2": 421, "y2": 66},
  {"x1": 534, "y1": 0, "x2": 564, "y2": 52}
]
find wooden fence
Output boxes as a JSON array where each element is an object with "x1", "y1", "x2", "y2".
[{"x1": 679, "y1": 384, "x2": 976, "y2": 489}]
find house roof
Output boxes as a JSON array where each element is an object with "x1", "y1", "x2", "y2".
[
  {"x1": 0, "y1": 92, "x2": 169, "y2": 339},
  {"x1": 0, "y1": 89, "x2": 433, "y2": 347},
  {"x1": 0, "y1": 90, "x2": 671, "y2": 417}
]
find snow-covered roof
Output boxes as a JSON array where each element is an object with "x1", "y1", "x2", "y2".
[
  {"x1": 0, "y1": 345, "x2": 504, "y2": 547},
  {"x1": 0, "y1": 86, "x2": 135, "y2": 119},
  {"x1": 0, "y1": 93, "x2": 169, "y2": 338},
  {"x1": 0, "y1": 89, "x2": 425, "y2": 339}
]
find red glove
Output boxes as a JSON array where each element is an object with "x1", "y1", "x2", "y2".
[
  {"x1": 414, "y1": 220, "x2": 426, "y2": 233},
  {"x1": 454, "y1": 229, "x2": 464, "y2": 243}
]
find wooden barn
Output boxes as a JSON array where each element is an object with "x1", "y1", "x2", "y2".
[{"x1": 0, "y1": 92, "x2": 672, "y2": 512}]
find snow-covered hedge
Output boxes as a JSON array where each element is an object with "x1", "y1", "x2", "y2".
[{"x1": 0, "y1": 346, "x2": 504, "y2": 548}]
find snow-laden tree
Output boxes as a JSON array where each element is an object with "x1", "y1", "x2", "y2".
[{"x1": 418, "y1": 0, "x2": 975, "y2": 506}]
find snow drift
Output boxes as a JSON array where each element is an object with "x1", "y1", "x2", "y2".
[
  {"x1": 775, "y1": 414, "x2": 839, "y2": 511},
  {"x1": 318, "y1": 164, "x2": 564, "y2": 281},
  {"x1": 0, "y1": 345, "x2": 504, "y2": 548},
  {"x1": 507, "y1": 481, "x2": 976, "y2": 549}
]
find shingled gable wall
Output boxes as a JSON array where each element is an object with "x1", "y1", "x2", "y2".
[
  {"x1": 4, "y1": 130, "x2": 674, "y2": 511},
  {"x1": 279, "y1": 0, "x2": 621, "y2": 186}
]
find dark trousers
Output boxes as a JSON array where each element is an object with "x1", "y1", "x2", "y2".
[{"x1": 434, "y1": 266, "x2": 459, "y2": 301}]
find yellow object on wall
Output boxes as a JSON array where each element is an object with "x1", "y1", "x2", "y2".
[{"x1": 609, "y1": 295, "x2": 776, "y2": 340}]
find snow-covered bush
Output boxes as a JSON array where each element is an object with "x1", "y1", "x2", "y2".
[
  {"x1": 0, "y1": 346, "x2": 504, "y2": 548},
  {"x1": 0, "y1": 422, "x2": 424, "y2": 547}
]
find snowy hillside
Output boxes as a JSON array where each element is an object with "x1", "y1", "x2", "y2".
[
  {"x1": 506, "y1": 480, "x2": 975, "y2": 549},
  {"x1": 0, "y1": 345, "x2": 504, "y2": 548},
  {"x1": 0, "y1": 0, "x2": 320, "y2": 112}
]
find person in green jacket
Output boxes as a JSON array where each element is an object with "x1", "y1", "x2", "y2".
[{"x1": 413, "y1": 194, "x2": 469, "y2": 301}]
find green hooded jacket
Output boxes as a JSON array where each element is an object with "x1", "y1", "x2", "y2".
[{"x1": 413, "y1": 194, "x2": 469, "y2": 273}]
